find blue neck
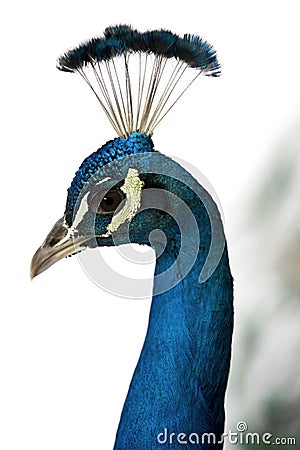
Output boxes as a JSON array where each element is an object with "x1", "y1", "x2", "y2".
[{"x1": 113, "y1": 185, "x2": 233, "y2": 449}]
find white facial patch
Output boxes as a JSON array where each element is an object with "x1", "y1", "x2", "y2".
[
  {"x1": 54, "y1": 171, "x2": 144, "y2": 245},
  {"x1": 104, "y1": 168, "x2": 144, "y2": 236},
  {"x1": 58, "y1": 177, "x2": 112, "y2": 246},
  {"x1": 70, "y1": 176, "x2": 111, "y2": 232}
]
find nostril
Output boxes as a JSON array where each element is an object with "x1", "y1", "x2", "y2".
[
  {"x1": 47, "y1": 227, "x2": 68, "y2": 247},
  {"x1": 48, "y1": 236, "x2": 61, "y2": 247}
]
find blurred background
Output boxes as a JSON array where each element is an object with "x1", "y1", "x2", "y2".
[
  {"x1": 1, "y1": 0, "x2": 299, "y2": 448},
  {"x1": 226, "y1": 120, "x2": 300, "y2": 448}
]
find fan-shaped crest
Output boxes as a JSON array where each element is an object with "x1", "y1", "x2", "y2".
[{"x1": 57, "y1": 25, "x2": 220, "y2": 137}]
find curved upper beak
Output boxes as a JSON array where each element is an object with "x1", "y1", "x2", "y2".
[{"x1": 30, "y1": 217, "x2": 90, "y2": 279}]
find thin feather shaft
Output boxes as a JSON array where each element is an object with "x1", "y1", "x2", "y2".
[
  {"x1": 138, "y1": 55, "x2": 160, "y2": 131},
  {"x1": 91, "y1": 64, "x2": 123, "y2": 133},
  {"x1": 144, "y1": 60, "x2": 185, "y2": 133},
  {"x1": 151, "y1": 69, "x2": 203, "y2": 131},
  {"x1": 136, "y1": 54, "x2": 148, "y2": 131},
  {"x1": 105, "y1": 61, "x2": 128, "y2": 137},
  {"x1": 139, "y1": 55, "x2": 164, "y2": 132},
  {"x1": 111, "y1": 58, "x2": 129, "y2": 136},
  {"x1": 77, "y1": 68, "x2": 122, "y2": 136},
  {"x1": 124, "y1": 53, "x2": 134, "y2": 136},
  {"x1": 145, "y1": 62, "x2": 188, "y2": 134}
]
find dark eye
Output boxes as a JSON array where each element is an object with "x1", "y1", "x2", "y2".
[{"x1": 95, "y1": 189, "x2": 125, "y2": 215}]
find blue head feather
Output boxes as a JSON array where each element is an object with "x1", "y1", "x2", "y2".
[
  {"x1": 141, "y1": 29, "x2": 179, "y2": 57},
  {"x1": 104, "y1": 24, "x2": 137, "y2": 39}
]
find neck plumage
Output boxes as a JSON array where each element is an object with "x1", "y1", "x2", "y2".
[{"x1": 114, "y1": 176, "x2": 233, "y2": 450}]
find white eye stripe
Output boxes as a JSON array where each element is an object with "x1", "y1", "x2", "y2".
[
  {"x1": 72, "y1": 176, "x2": 112, "y2": 231},
  {"x1": 103, "y1": 168, "x2": 144, "y2": 237},
  {"x1": 57, "y1": 192, "x2": 90, "y2": 246},
  {"x1": 59, "y1": 177, "x2": 112, "y2": 245},
  {"x1": 61, "y1": 171, "x2": 143, "y2": 241},
  {"x1": 72, "y1": 192, "x2": 90, "y2": 229},
  {"x1": 95, "y1": 177, "x2": 111, "y2": 186}
]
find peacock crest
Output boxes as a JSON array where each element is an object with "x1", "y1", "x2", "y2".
[{"x1": 57, "y1": 24, "x2": 220, "y2": 137}]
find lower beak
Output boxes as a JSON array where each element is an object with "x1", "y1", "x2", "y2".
[{"x1": 30, "y1": 217, "x2": 90, "y2": 279}]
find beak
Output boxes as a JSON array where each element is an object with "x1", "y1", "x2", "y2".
[{"x1": 30, "y1": 217, "x2": 91, "y2": 279}]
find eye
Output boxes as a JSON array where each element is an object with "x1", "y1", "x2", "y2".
[{"x1": 92, "y1": 189, "x2": 125, "y2": 215}]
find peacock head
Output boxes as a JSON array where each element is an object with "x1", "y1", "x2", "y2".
[
  {"x1": 30, "y1": 132, "x2": 184, "y2": 278},
  {"x1": 30, "y1": 24, "x2": 224, "y2": 282}
]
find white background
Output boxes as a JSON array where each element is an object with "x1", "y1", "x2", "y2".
[{"x1": 1, "y1": 1, "x2": 300, "y2": 448}]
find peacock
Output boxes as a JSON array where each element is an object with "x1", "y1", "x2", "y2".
[{"x1": 31, "y1": 25, "x2": 233, "y2": 449}]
